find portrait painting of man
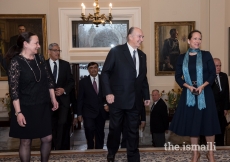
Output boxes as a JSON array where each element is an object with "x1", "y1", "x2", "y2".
[{"x1": 155, "y1": 21, "x2": 195, "y2": 76}]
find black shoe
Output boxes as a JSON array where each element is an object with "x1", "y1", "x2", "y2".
[{"x1": 107, "y1": 154, "x2": 115, "y2": 162}]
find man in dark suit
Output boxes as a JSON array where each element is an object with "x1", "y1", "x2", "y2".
[
  {"x1": 150, "y1": 89, "x2": 168, "y2": 147},
  {"x1": 46, "y1": 43, "x2": 74, "y2": 150},
  {"x1": 77, "y1": 62, "x2": 109, "y2": 149},
  {"x1": 101, "y1": 27, "x2": 150, "y2": 162},
  {"x1": 212, "y1": 58, "x2": 229, "y2": 146},
  {"x1": 9, "y1": 25, "x2": 26, "y2": 47}
]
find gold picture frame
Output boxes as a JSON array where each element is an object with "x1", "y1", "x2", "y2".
[
  {"x1": 155, "y1": 21, "x2": 195, "y2": 76},
  {"x1": 0, "y1": 14, "x2": 47, "y2": 81}
]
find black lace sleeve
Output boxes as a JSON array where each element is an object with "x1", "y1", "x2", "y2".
[
  {"x1": 8, "y1": 58, "x2": 20, "y2": 101},
  {"x1": 38, "y1": 54, "x2": 55, "y2": 89}
]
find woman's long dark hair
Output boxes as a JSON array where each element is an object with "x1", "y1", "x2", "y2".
[{"x1": 5, "y1": 32, "x2": 36, "y2": 64}]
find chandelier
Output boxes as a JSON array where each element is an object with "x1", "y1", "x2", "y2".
[{"x1": 81, "y1": 0, "x2": 112, "y2": 27}]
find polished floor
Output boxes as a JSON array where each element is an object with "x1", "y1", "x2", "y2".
[{"x1": 0, "y1": 112, "x2": 192, "y2": 152}]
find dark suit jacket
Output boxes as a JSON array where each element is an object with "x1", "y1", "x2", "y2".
[
  {"x1": 77, "y1": 75, "x2": 108, "y2": 120},
  {"x1": 212, "y1": 72, "x2": 229, "y2": 111},
  {"x1": 46, "y1": 59, "x2": 74, "y2": 108},
  {"x1": 211, "y1": 72, "x2": 229, "y2": 129},
  {"x1": 140, "y1": 105, "x2": 146, "y2": 122},
  {"x1": 9, "y1": 35, "x2": 18, "y2": 48},
  {"x1": 150, "y1": 98, "x2": 169, "y2": 133},
  {"x1": 101, "y1": 43, "x2": 150, "y2": 110}
]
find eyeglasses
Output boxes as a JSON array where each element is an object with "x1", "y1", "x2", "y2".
[{"x1": 50, "y1": 49, "x2": 62, "y2": 52}]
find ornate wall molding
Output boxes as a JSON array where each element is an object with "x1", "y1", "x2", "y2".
[{"x1": 59, "y1": 7, "x2": 141, "y2": 62}]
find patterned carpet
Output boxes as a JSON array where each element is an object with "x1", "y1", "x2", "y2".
[{"x1": 0, "y1": 149, "x2": 230, "y2": 162}]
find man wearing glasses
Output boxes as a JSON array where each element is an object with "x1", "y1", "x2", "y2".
[{"x1": 46, "y1": 43, "x2": 74, "y2": 150}]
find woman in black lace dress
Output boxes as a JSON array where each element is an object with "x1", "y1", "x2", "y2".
[{"x1": 6, "y1": 32, "x2": 58, "y2": 162}]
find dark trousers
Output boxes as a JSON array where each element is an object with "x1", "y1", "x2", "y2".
[
  {"x1": 152, "y1": 133, "x2": 165, "y2": 147},
  {"x1": 107, "y1": 106, "x2": 140, "y2": 162},
  {"x1": 215, "y1": 111, "x2": 227, "y2": 146},
  {"x1": 83, "y1": 112, "x2": 106, "y2": 149},
  {"x1": 121, "y1": 117, "x2": 141, "y2": 149},
  {"x1": 52, "y1": 104, "x2": 70, "y2": 150}
]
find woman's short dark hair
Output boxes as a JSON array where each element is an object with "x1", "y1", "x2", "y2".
[
  {"x1": 5, "y1": 32, "x2": 36, "y2": 62},
  {"x1": 87, "y1": 62, "x2": 98, "y2": 69},
  {"x1": 188, "y1": 30, "x2": 202, "y2": 40}
]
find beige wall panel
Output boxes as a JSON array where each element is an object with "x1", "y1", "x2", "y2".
[{"x1": 210, "y1": 0, "x2": 226, "y2": 72}]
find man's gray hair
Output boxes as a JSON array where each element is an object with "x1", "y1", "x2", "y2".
[
  {"x1": 48, "y1": 43, "x2": 59, "y2": 50},
  {"x1": 152, "y1": 89, "x2": 159, "y2": 93},
  {"x1": 213, "y1": 58, "x2": 221, "y2": 62}
]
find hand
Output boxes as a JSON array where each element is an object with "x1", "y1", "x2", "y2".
[
  {"x1": 104, "y1": 105, "x2": 109, "y2": 112},
  {"x1": 188, "y1": 85, "x2": 196, "y2": 93},
  {"x1": 196, "y1": 85, "x2": 204, "y2": 94},
  {"x1": 106, "y1": 94, "x2": 114, "y2": 104},
  {"x1": 140, "y1": 121, "x2": 146, "y2": 131},
  {"x1": 51, "y1": 99, "x2": 59, "y2": 111},
  {"x1": 224, "y1": 110, "x2": 228, "y2": 116},
  {"x1": 17, "y1": 113, "x2": 26, "y2": 127},
  {"x1": 73, "y1": 118, "x2": 78, "y2": 126},
  {"x1": 78, "y1": 116, "x2": 83, "y2": 122},
  {"x1": 55, "y1": 88, "x2": 65, "y2": 96},
  {"x1": 144, "y1": 100, "x2": 150, "y2": 106}
]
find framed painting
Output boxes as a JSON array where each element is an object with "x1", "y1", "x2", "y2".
[
  {"x1": 0, "y1": 14, "x2": 47, "y2": 81},
  {"x1": 155, "y1": 21, "x2": 195, "y2": 76}
]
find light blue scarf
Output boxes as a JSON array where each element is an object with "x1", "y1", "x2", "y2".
[{"x1": 182, "y1": 48, "x2": 206, "y2": 110}]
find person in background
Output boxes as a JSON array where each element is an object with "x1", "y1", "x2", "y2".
[
  {"x1": 169, "y1": 30, "x2": 221, "y2": 162},
  {"x1": 6, "y1": 32, "x2": 58, "y2": 161},
  {"x1": 76, "y1": 62, "x2": 109, "y2": 149},
  {"x1": 212, "y1": 58, "x2": 229, "y2": 146},
  {"x1": 150, "y1": 89, "x2": 168, "y2": 147},
  {"x1": 46, "y1": 43, "x2": 74, "y2": 150},
  {"x1": 102, "y1": 27, "x2": 150, "y2": 162},
  {"x1": 9, "y1": 25, "x2": 26, "y2": 48}
]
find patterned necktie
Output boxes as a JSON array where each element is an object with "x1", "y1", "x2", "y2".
[
  {"x1": 93, "y1": 77, "x2": 98, "y2": 94},
  {"x1": 151, "y1": 103, "x2": 155, "y2": 112},
  {"x1": 215, "y1": 75, "x2": 221, "y2": 92},
  {"x1": 132, "y1": 50, "x2": 136, "y2": 66},
  {"x1": 53, "y1": 62, "x2": 57, "y2": 81}
]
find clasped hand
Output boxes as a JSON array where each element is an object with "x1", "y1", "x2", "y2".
[{"x1": 188, "y1": 85, "x2": 204, "y2": 94}]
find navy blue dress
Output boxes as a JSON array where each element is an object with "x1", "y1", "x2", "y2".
[{"x1": 169, "y1": 51, "x2": 221, "y2": 136}]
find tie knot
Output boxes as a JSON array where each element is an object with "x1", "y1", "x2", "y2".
[
  {"x1": 94, "y1": 77, "x2": 96, "y2": 81},
  {"x1": 53, "y1": 61, "x2": 56, "y2": 65},
  {"x1": 133, "y1": 50, "x2": 136, "y2": 55}
]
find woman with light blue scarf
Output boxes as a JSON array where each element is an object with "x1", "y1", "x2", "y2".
[{"x1": 169, "y1": 30, "x2": 220, "y2": 162}]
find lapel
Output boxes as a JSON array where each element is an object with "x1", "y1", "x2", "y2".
[
  {"x1": 98, "y1": 75, "x2": 102, "y2": 95},
  {"x1": 137, "y1": 49, "x2": 143, "y2": 76},
  {"x1": 56, "y1": 59, "x2": 63, "y2": 85},
  {"x1": 123, "y1": 43, "x2": 136, "y2": 70},
  {"x1": 219, "y1": 72, "x2": 223, "y2": 85}
]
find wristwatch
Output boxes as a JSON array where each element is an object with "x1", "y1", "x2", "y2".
[
  {"x1": 15, "y1": 111, "x2": 22, "y2": 116},
  {"x1": 104, "y1": 104, "x2": 107, "y2": 106}
]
